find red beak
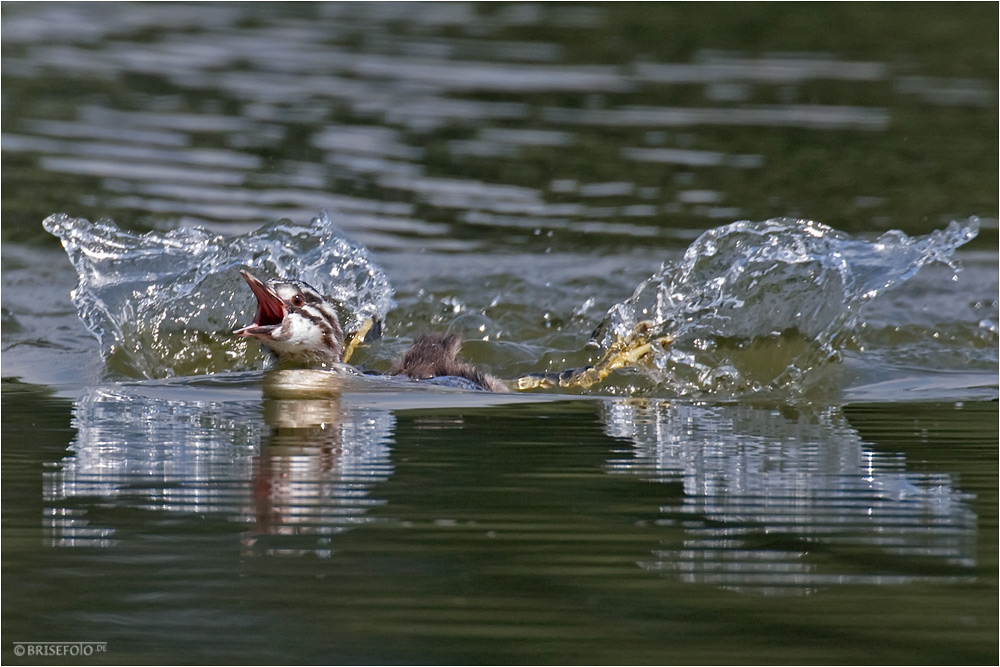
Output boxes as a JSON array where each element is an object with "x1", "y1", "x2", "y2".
[{"x1": 234, "y1": 270, "x2": 286, "y2": 338}]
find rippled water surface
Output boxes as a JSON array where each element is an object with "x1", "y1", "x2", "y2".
[{"x1": 2, "y1": 3, "x2": 997, "y2": 665}]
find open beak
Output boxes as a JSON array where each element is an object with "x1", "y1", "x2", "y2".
[{"x1": 234, "y1": 270, "x2": 285, "y2": 338}]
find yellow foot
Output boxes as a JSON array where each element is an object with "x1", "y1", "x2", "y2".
[
  {"x1": 341, "y1": 317, "x2": 374, "y2": 364},
  {"x1": 515, "y1": 321, "x2": 673, "y2": 391}
]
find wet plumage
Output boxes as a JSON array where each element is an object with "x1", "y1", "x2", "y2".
[
  {"x1": 235, "y1": 270, "x2": 505, "y2": 391},
  {"x1": 234, "y1": 270, "x2": 346, "y2": 368},
  {"x1": 387, "y1": 333, "x2": 506, "y2": 392},
  {"x1": 235, "y1": 270, "x2": 669, "y2": 393}
]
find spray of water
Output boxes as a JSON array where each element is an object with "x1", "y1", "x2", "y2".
[
  {"x1": 600, "y1": 217, "x2": 980, "y2": 396},
  {"x1": 46, "y1": 210, "x2": 979, "y2": 394},
  {"x1": 44, "y1": 210, "x2": 394, "y2": 378}
]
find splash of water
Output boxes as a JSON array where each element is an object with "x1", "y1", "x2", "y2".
[
  {"x1": 601, "y1": 217, "x2": 980, "y2": 396},
  {"x1": 44, "y1": 210, "x2": 394, "y2": 379}
]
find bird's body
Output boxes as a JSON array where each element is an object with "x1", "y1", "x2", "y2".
[
  {"x1": 387, "y1": 333, "x2": 507, "y2": 392},
  {"x1": 235, "y1": 270, "x2": 506, "y2": 391},
  {"x1": 235, "y1": 270, "x2": 670, "y2": 393}
]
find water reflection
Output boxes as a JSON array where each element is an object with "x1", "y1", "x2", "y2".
[
  {"x1": 247, "y1": 386, "x2": 395, "y2": 558},
  {"x1": 604, "y1": 399, "x2": 977, "y2": 593},
  {"x1": 44, "y1": 375, "x2": 977, "y2": 595},
  {"x1": 43, "y1": 374, "x2": 395, "y2": 555}
]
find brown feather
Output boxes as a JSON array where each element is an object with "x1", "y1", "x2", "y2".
[{"x1": 388, "y1": 333, "x2": 507, "y2": 392}]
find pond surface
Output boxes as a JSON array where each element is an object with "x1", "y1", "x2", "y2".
[{"x1": 2, "y1": 3, "x2": 997, "y2": 664}]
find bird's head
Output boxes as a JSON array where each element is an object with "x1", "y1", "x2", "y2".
[{"x1": 234, "y1": 270, "x2": 345, "y2": 367}]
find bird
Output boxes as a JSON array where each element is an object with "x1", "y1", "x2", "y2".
[
  {"x1": 234, "y1": 270, "x2": 348, "y2": 368},
  {"x1": 234, "y1": 270, "x2": 507, "y2": 391},
  {"x1": 234, "y1": 270, "x2": 671, "y2": 392}
]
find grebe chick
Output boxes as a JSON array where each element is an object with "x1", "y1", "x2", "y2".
[
  {"x1": 234, "y1": 270, "x2": 346, "y2": 368},
  {"x1": 235, "y1": 270, "x2": 503, "y2": 391},
  {"x1": 234, "y1": 270, "x2": 671, "y2": 393}
]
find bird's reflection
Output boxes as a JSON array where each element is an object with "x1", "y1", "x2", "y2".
[
  {"x1": 42, "y1": 375, "x2": 978, "y2": 589},
  {"x1": 248, "y1": 398, "x2": 348, "y2": 553},
  {"x1": 43, "y1": 370, "x2": 394, "y2": 556},
  {"x1": 243, "y1": 371, "x2": 394, "y2": 556}
]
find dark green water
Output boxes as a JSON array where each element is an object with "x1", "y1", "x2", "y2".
[{"x1": 2, "y1": 3, "x2": 997, "y2": 664}]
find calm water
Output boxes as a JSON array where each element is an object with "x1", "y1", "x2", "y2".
[{"x1": 2, "y1": 3, "x2": 997, "y2": 665}]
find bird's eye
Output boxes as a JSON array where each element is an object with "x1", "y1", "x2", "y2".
[{"x1": 291, "y1": 294, "x2": 305, "y2": 307}]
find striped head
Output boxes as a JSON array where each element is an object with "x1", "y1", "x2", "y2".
[{"x1": 234, "y1": 270, "x2": 345, "y2": 367}]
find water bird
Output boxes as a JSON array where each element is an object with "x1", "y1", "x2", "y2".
[
  {"x1": 235, "y1": 270, "x2": 671, "y2": 392},
  {"x1": 234, "y1": 270, "x2": 349, "y2": 368}
]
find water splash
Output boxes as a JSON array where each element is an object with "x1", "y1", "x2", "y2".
[
  {"x1": 44, "y1": 210, "x2": 394, "y2": 379},
  {"x1": 601, "y1": 217, "x2": 980, "y2": 396}
]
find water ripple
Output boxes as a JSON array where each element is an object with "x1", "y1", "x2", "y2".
[{"x1": 605, "y1": 399, "x2": 977, "y2": 594}]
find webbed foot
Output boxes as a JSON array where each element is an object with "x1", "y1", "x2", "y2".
[
  {"x1": 515, "y1": 321, "x2": 672, "y2": 391},
  {"x1": 342, "y1": 317, "x2": 375, "y2": 364}
]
